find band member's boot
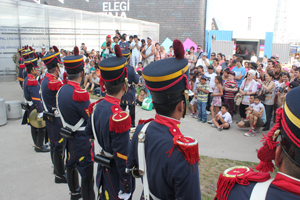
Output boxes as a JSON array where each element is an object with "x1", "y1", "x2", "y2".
[
  {"x1": 34, "y1": 128, "x2": 50, "y2": 152},
  {"x1": 31, "y1": 126, "x2": 38, "y2": 147},
  {"x1": 81, "y1": 164, "x2": 95, "y2": 200},
  {"x1": 54, "y1": 145, "x2": 67, "y2": 184},
  {"x1": 67, "y1": 167, "x2": 82, "y2": 200}
]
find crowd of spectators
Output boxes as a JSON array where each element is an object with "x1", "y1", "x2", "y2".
[{"x1": 188, "y1": 52, "x2": 300, "y2": 136}]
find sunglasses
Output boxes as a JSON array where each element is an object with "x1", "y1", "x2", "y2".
[
  {"x1": 197, "y1": 48, "x2": 201, "y2": 49},
  {"x1": 211, "y1": 55, "x2": 216, "y2": 56}
]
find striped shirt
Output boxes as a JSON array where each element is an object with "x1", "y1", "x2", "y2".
[
  {"x1": 224, "y1": 80, "x2": 238, "y2": 99},
  {"x1": 196, "y1": 83, "x2": 209, "y2": 102}
]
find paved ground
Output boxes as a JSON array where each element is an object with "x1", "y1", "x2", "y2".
[{"x1": 0, "y1": 81, "x2": 267, "y2": 199}]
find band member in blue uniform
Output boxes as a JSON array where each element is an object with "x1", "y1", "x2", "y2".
[
  {"x1": 21, "y1": 54, "x2": 50, "y2": 153},
  {"x1": 58, "y1": 46, "x2": 95, "y2": 200},
  {"x1": 85, "y1": 45, "x2": 134, "y2": 200},
  {"x1": 215, "y1": 87, "x2": 300, "y2": 200},
  {"x1": 120, "y1": 49, "x2": 139, "y2": 127},
  {"x1": 18, "y1": 47, "x2": 32, "y2": 88},
  {"x1": 41, "y1": 46, "x2": 67, "y2": 184},
  {"x1": 127, "y1": 40, "x2": 201, "y2": 200}
]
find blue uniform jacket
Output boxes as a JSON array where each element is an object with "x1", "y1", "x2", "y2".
[
  {"x1": 22, "y1": 74, "x2": 43, "y2": 125},
  {"x1": 127, "y1": 114, "x2": 201, "y2": 200},
  {"x1": 121, "y1": 65, "x2": 139, "y2": 106},
  {"x1": 225, "y1": 172, "x2": 300, "y2": 200},
  {"x1": 85, "y1": 94, "x2": 134, "y2": 198},
  {"x1": 41, "y1": 73, "x2": 64, "y2": 145},
  {"x1": 57, "y1": 81, "x2": 92, "y2": 160},
  {"x1": 18, "y1": 57, "x2": 25, "y2": 88}
]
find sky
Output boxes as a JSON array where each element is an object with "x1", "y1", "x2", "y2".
[{"x1": 206, "y1": 0, "x2": 300, "y2": 43}]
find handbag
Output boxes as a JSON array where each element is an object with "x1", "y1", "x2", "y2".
[
  {"x1": 104, "y1": 48, "x2": 109, "y2": 55},
  {"x1": 141, "y1": 97, "x2": 153, "y2": 111},
  {"x1": 234, "y1": 93, "x2": 243, "y2": 106}
]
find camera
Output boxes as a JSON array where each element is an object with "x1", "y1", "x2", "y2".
[
  {"x1": 279, "y1": 87, "x2": 284, "y2": 93},
  {"x1": 107, "y1": 42, "x2": 111, "y2": 47}
]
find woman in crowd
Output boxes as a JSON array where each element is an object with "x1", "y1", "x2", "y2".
[
  {"x1": 282, "y1": 72, "x2": 290, "y2": 83},
  {"x1": 239, "y1": 70, "x2": 258, "y2": 121},
  {"x1": 257, "y1": 71, "x2": 275, "y2": 131},
  {"x1": 273, "y1": 63, "x2": 282, "y2": 81},
  {"x1": 222, "y1": 68, "x2": 230, "y2": 85},
  {"x1": 244, "y1": 61, "x2": 250, "y2": 72},
  {"x1": 155, "y1": 46, "x2": 167, "y2": 61},
  {"x1": 187, "y1": 47, "x2": 197, "y2": 72},
  {"x1": 257, "y1": 64, "x2": 265, "y2": 81},
  {"x1": 273, "y1": 72, "x2": 285, "y2": 123},
  {"x1": 83, "y1": 60, "x2": 95, "y2": 87},
  {"x1": 167, "y1": 46, "x2": 174, "y2": 58}
]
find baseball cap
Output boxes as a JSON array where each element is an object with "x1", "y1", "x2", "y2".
[
  {"x1": 201, "y1": 75, "x2": 207, "y2": 80},
  {"x1": 202, "y1": 52, "x2": 207, "y2": 56},
  {"x1": 106, "y1": 35, "x2": 111, "y2": 38},
  {"x1": 208, "y1": 66, "x2": 214, "y2": 70},
  {"x1": 147, "y1": 37, "x2": 152, "y2": 41},
  {"x1": 275, "y1": 54, "x2": 279, "y2": 58},
  {"x1": 287, "y1": 81, "x2": 300, "y2": 89},
  {"x1": 229, "y1": 71, "x2": 235, "y2": 76}
]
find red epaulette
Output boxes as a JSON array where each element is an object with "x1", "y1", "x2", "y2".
[
  {"x1": 26, "y1": 78, "x2": 38, "y2": 86},
  {"x1": 73, "y1": 89, "x2": 89, "y2": 102},
  {"x1": 215, "y1": 166, "x2": 271, "y2": 200},
  {"x1": 48, "y1": 79, "x2": 62, "y2": 91},
  {"x1": 88, "y1": 99, "x2": 103, "y2": 115},
  {"x1": 19, "y1": 64, "x2": 25, "y2": 69},
  {"x1": 109, "y1": 105, "x2": 131, "y2": 133},
  {"x1": 138, "y1": 118, "x2": 154, "y2": 125}
]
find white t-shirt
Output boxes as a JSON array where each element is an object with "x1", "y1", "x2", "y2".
[
  {"x1": 92, "y1": 76, "x2": 100, "y2": 83},
  {"x1": 85, "y1": 63, "x2": 90, "y2": 74},
  {"x1": 130, "y1": 41, "x2": 142, "y2": 56},
  {"x1": 250, "y1": 102, "x2": 264, "y2": 113},
  {"x1": 204, "y1": 72, "x2": 217, "y2": 92},
  {"x1": 274, "y1": 80, "x2": 285, "y2": 94},
  {"x1": 217, "y1": 111, "x2": 232, "y2": 125},
  {"x1": 193, "y1": 78, "x2": 199, "y2": 93},
  {"x1": 196, "y1": 58, "x2": 210, "y2": 73}
]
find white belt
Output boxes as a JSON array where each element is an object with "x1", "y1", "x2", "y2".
[
  {"x1": 249, "y1": 179, "x2": 273, "y2": 200},
  {"x1": 138, "y1": 122, "x2": 160, "y2": 200},
  {"x1": 91, "y1": 111, "x2": 113, "y2": 158},
  {"x1": 56, "y1": 87, "x2": 85, "y2": 132}
]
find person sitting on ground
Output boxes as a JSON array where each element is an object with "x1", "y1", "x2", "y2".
[
  {"x1": 83, "y1": 61, "x2": 95, "y2": 88},
  {"x1": 244, "y1": 96, "x2": 264, "y2": 130},
  {"x1": 212, "y1": 104, "x2": 232, "y2": 131},
  {"x1": 136, "y1": 88, "x2": 148, "y2": 106},
  {"x1": 136, "y1": 62, "x2": 143, "y2": 72},
  {"x1": 196, "y1": 75, "x2": 209, "y2": 123},
  {"x1": 85, "y1": 72, "x2": 100, "y2": 93},
  {"x1": 238, "y1": 94, "x2": 266, "y2": 136}
]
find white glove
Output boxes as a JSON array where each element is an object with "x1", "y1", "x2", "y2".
[
  {"x1": 118, "y1": 190, "x2": 131, "y2": 200},
  {"x1": 38, "y1": 112, "x2": 43, "y2": 119}
]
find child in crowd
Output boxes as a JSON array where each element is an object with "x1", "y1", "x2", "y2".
[
  {"x1": 224, "y1": 71, "x2": 238, "y2": 116},
  {"x1": 137, "y1": 62, "x2": 143, "y2": 72},
  {"x1": 136, "y1": 71, "x2": 145, "y2": 96},
  {"x1": 245, "y1": 96, "x2": 264, "y2": 129},
  {"x1": 85, "y1": 72, "x2": 100, "y2": 93},
  {"x1": 212, "y1": 104, "x2": 232, "y2": 131},
  {"x1": 136, "y1": 88, "x2": 148, "y2": 106},
  {"x1": 209, "y1": 76, "x2": 223, "y2": 123},
  {"x1": 84, "y1": 59, "x2": 90, "y2": 76},
  {"x1": 205, "y1": 65, "x2": 217, "y2": 115},
  {"x1": 196, "y1": 75, "x2": 209, "y2": 123}
]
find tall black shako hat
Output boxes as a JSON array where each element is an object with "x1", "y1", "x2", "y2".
[
  {"x1": 99, "y1": 45, "x2": 127, "y2": 87},
  {"x1": 142, "y1": 39, "x2": 189, "y2": 104},
  {"x1": 122, "y1": 49, "x2": 131, "y2": 60},
  {"x1": 24, "y1": 52, "x2": 39, "y2": 72},
  {"x1": 63, "y1": 46, "x2": 84, "y2": 74},
  {"x1": 22, "y1": 46, "x2": 34, "y2": 60},
  {"x1": 42, "y1": 46, "x2": 62, "y2": 69},
  {"x1": 256, "y1": 86, "x2": 300, "y2": 173}
]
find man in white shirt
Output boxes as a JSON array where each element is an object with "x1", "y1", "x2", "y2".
[
  {"x1": 141, "y1": 37, "x2": 155, "y2": 67},
  {"x1": 205, "y1": 66, "x2": 217, "y2": 113},
  {"x1": 196, "y1": 52, "x2": 210, "y2": 73},
  {"x1": 129, "y1": 35, "x2": 141, "y2": 68}
]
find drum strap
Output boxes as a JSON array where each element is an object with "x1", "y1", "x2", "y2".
[
  {"x1": 40, "y1": 87, "x2": 49, "y2": 112},
  {"x1": 91, "y1": 112, "x2": 113, "y2": 158},
  {"x1": 138, "y1": 122, "x2": 161, "y2": 200},
  {"x1": 56, "y1": 87, "x2": 85, "y2": 131},
  {"x1": 249, "y1": 179, "x2": 273, "y2": 200}
]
